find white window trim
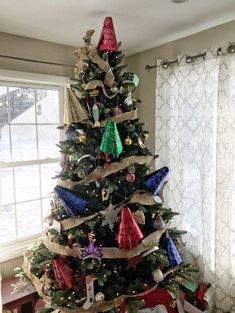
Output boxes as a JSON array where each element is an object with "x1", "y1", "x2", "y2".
[{"x1": 0, "y1": 69, "x2": 70, "y2": 262}]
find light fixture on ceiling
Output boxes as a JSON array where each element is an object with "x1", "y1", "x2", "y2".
[{"x1": 171, "y1": 0, "x2": 189, "y2": 3}]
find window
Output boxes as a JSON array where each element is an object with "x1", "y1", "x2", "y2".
[{"x1": 0, "y1": 73, "x2": 66, "y2": 261}]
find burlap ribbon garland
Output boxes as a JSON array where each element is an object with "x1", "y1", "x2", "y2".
[
  {"x1": 84, "y1": 80, "x2": 118, "y2": 99},
  {"x1": 60, "y1": 190, "x2": 157, "y2": 231},
  {"x1": 88, "y1": 47, "x2": 114, "y2": 88},
  {"x1": 79, "y1": 155, "x2": 153, "y2": 185},
  {"x1": 22, "y1": 254, "x2": 162, "y2": 313},
  {"x1": 22, "y1": 255, "x2": 51, "y2": 303},
  {"x1": 57, "y1": 155, "x2": 152, "y2": 188},
  {"x1": 100, "y1": 109, "x2": 138, "y2": 127},
  {"x1": 42, "y1": 223, "x2": 169, "y2": 259},
  {"x1": 74, "y1": 30, "x2": 115, "y2": 89}
]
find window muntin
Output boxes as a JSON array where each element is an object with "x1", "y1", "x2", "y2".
[{"x1": 0, "y1": 82, "x2": 62, "y2": 246}]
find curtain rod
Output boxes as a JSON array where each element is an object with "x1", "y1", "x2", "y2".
[
  {"x1": 0, "y1": 43, "x2": 234, "y2": 70},
  {"x1": 0, "y1": 54, "x2": 76, "y2": 68},
  {"x1": 145, "y1": 43, "x2": 235, "y2": 71}
]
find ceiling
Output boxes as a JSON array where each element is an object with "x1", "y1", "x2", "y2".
[{"x1": 0, "y1": 0, "x2": 235, "y2": 55}]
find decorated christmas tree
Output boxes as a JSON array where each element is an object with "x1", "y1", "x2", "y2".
[{"x1": 18, "y1": 17, "x2": 198, "y2": 313}]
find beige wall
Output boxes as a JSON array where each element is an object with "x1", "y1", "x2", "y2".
[
  {"x1": 126, "y1": 20, "x2": 235, "y2": 155},
  {"x1": 0, "y1": 32, "x2": 75, "y2": 77},
  {"x1": 1, "y1": 257, "x2": 23, "y2": 279}
]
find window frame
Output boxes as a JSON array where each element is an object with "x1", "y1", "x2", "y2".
[{"x1": 0, "y1": 69, "x2": 70, "y2": 262}]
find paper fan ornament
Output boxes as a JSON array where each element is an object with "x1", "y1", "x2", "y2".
[
  {"x1": 97, "y1": 17, "x2": 118, "y2": 51},
  {"x1": 145, "y1": 167, "x2": 169, "y2": 196},
  {"x1": 64, "y1": 88, "x2": 88, "y2": 125},
  {"x1": 166, "y1": 232, "x2": 182, "y2": 267},
  {"x1": 100, "y1": 121, "x2": 123, "y2": 157},
  {"x1": 54, "y1": 185, "x2": 88, "y2": 217},
  {"x1": 52, "y1": 256, "x2": 74, "y2": 289},
  {"x1": 117, "y1": 207, "x2": 143, "y2": 250}
]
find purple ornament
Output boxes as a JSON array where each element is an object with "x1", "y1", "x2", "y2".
[
  {"x1": 81, "y1": 242, "x2": 103, "y2": 259},
  {"x1": 145, "y1": 167, "x2": 169, "y2": 196}
]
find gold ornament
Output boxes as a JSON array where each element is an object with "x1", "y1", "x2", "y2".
[
  {"x1": 90, "y1": 90, "x2": 100, "y2": 97},
  {"x1": 124, "y1": 135, "x2": 132, "y2": 145},
  {"x1": 78, "y1": 133, "x2": 87, "y2": 143}
]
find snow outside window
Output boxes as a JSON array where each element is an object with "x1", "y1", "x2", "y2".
[{"x1": 0, "y1": 77, "x2": 65, "y2": 261}]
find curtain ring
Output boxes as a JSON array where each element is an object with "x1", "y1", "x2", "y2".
[
  {"x1": 227, "y1": 44, "x2": 235, "y2": 54},
  {"x1": 162, "y1": 61, "x2": 169, "y2": 69},
  {"x1": 217, "y1": 48, "x2": 223, "y2": 56},
  {"x1": 185, "y1": 56, "x2": 193, "y2": 64}
]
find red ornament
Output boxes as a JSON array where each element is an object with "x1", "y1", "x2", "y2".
[
  {"x1": 97, "y1": 17, "x2": 118, "y2": 51},
  {"x1": 114, "y1": 106, "x2": 122, "y2": 115},
  {"x1": 52, "y1": 256, "x2": 74, "y2": 289},
  {"x1": 104, "y1": 153, "x2": 111, "y2": 164},
  {"x1": 116, "y1": 207, "x2": 143, "y2": 250},
  {"x1": 127, "y1": 255, "x2": 142, "y2": 269},
  {"x1": 76, "y1": 275, "x2": 86, "y2": 292},
  {"x1": 126, "y1": 172, "x2": 136, "y2": 183}
]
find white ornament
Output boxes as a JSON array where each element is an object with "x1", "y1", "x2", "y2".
[
  {"x1": 48, "y1": 219, "x2": 61, "y2": 233},
  {"x1": 153, "y1": 195, "x2": 162, "y2": 204},
  {"x1": 124, "y1": 92, "x2": 133, "y2": 106},
  {"x1": 95, "y1": 291, "x2": 105, "y2": 302},
  {"x1": 83, "y1": 275, "x2": 97, "y2": 310},
  {"x1": 102, "y1": 204, "x2": 119, "y2": 230},
  {"x1": 142, "y1": 245, "x2": 159, "y2": 257},
  {"x1": 152, "y1": 268, "x2": 164, "y2": 282}
]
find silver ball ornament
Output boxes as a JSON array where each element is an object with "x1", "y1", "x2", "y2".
[
  {"x1": 95, "y1": 291, "x2": 105, "y2": 302},
  {"x1": 152, "y1": 268, "x2": 164, "y2": 282}
]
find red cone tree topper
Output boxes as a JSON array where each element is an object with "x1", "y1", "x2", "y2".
[{"x1": 97, "y1": 16, "x2": 118, "y2": 51}]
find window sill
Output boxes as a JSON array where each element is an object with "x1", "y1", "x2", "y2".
[{"x1": 0, "y1": 234, "x2": 40, "y2": 263}]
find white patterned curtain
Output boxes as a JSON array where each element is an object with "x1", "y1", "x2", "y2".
[{"x1": 155, "y1": 50, "x2": 235, "y2": 312}]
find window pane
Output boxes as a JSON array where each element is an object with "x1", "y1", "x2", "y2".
[
  {"x1": 0, "y1": 124, "x2": 11, "y2": 161},
  {"x1": 36, "y1": 89, "x2": 59, "y2": 123},
  {"x1": 0, "y1": 204, "x2": 16, "y2": 243},
  {"x1": 42, "y1": 198, "x2": 51, "y2": 219},
  {"x1": 38, "y1": 125, "x2": 59, "y2": 158},
  {"x1": 16, "y1": 200, "x2": 41, "y2": 238},
  {"x1": 15, "y1": 165, "x2": 40, "y2": 202},
  {"x1": 0, "y1": 86, "x2": 8, "y2": 124},
  {"x1": 40, "y1": 163, "x2": 59, "y2": 197},
  {"x1": 9, "y1": 87, "x2": 35, "y2": 124},
  {"x1": 11, "y1": 125, "x2": 37, "y2": 161},
  {"x1": 0, "y1": 168, "x2": 14, "y2": 206}
]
